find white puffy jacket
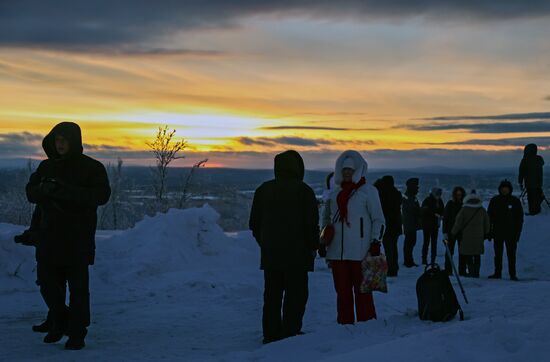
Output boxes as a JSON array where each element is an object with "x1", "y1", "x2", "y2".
[{"x1": 322, "y1": 151, "x2": 386, "y2": 261}]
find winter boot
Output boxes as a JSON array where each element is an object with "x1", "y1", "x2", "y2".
[
  {"x1": 65, "y1": 337, "x2": 85, "y2": 350},
  {"x1": 488, "y1": 273, "x2": 501, "y2": 279},
  {"x1": 32, "y1": 320, "x2": 50, "y2": 333},
  {"x1": 43, "y1": 331, "x2": 64, "y2": 344},
  {"x1": 510, "y1": 275, "x2": 519, "y2": 281}
]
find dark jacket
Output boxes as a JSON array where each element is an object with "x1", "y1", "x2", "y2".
[
  {"x1": 443, "y1": 187, "x2": 465, "y2": 236},
  {"x1": 375, "y1": 176, "x2": 403, "y2": 237},
  {"x1": 26, "y1": 122, "x2": 111, "y2": 266},
  {"x1": 249, "y1": 150, "x2": 319, "y2": 271},
  {"x1": 402, "y1": 194, "x2": 421, "y2": 233},
  {"x1": 518, "y1": 144, "x2": 545, "y2": 189},
  {"x1": 421, "y1": 194, "x2": 444, "y2": 230},
  {"x1": 488, "y1": 183, "x2": 524, "y2": 241}
]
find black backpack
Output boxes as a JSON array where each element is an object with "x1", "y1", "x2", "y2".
[{"x1": 416, "y1": 264, "x2": 464, "y2": 322}]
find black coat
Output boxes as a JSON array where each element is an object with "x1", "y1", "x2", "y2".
[
  {"x1": 26, "y1": 122, "x2": 111, "y2": 266},
  {"x1": 421, "y1": 195, "x2": 444, "y2": 230},
  {"x1": 487, "y1": 194, "x2": 524, "y2": 241},
  {"x1": 249, "y1": 150, "x2": 319, "y2": 271},
  {"x1": 518, "y1": 144, "x2": 544, "y2": 189},
  {"x1": 375, "y1": 177, "x2": 403, "y2": 237},
  {"x1": 402, "y1": 195, "x2": 421, "y2": 233},
  {"x1": 443, "y1": 200, "x2": 463, "y2": 235}
]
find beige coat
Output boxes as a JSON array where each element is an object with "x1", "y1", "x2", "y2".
[{"x1": 451, "y1": 195, "x2": 490, "y2": 256}]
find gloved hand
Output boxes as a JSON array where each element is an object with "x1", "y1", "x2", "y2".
[{"x1": 369, "y1": 240, "x2": 381, "y2": 256}]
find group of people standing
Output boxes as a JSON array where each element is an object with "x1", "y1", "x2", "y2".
[{"x1": 250, "y1": 144, "x2": 544, "y2": 345}]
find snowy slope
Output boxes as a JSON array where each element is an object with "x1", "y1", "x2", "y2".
[{"x1": 0, "y1": 205, "x2": 549, "y2": 361}]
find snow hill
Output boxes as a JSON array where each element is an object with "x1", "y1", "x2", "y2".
[{"x1": 1, "y1": 204, "x2": 549, "y2": 361}]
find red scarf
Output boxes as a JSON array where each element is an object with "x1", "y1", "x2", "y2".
[{"x1": 337, "y1": 177, "x2": 366, "y2": 225}]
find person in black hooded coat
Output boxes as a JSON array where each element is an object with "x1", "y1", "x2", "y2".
[
  {"x1": 443, "y1": 186, "x2": 466, "y2": 275},
  {"x1": 518, "y1": 143, "x2": 545, "y2": 215},
  {"x1": 374, "y1": 175, "x2": 402, "y2": 276},
  {"x1": 249, "y1": 150, "x2": 319, "y2": 344},
  {"x1": 402, "y1": 177, "x2": 421, "y2": 267},
  {"x1": 487, "y1": 180, "x2": 524, "y2": 280},
  {"x1": 26, "y1": 122, "x2": 110, "y2": 350}
]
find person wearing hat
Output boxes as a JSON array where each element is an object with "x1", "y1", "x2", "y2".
[
  {"x1": 321, "y1": 150, "x2": 385, "y2": 324},
  {"x1": 451, "y1": 191, "x2": 490, "y2": 278},
  {"x1": 402, "y1": 177, "x2": 421, "y2": 267},
  {"x1": 421, "y1": 187, "x2": 445, "y2": 265},
  {"x1": 487, "y1": 180, "x2": 524, "y2": 280}
]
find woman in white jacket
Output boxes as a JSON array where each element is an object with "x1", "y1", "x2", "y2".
[{"x1": 322, "y1": 150, "x2": 386, "y2": 324}]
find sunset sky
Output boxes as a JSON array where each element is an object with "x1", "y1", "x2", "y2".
[{"x1": 1, "y1": 1, "x2": 549, "y2": 169}]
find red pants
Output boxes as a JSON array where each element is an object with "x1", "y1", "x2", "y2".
[{"x1": 331, "y1": 260, "x2": 376, "y2": 324}]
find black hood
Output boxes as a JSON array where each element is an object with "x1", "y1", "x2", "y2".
[
  {"x1": 452, "y1": 186, "x2": 466, "y2": 202},
  {"x1": 405, "y1": 177, "x2": 419, "y2": 196},
  {"x1": 42, "y1": 122, "x2": 84, "y2": 159},
  {"x1": 523, "y1": 143, "x2": 538, "y2": 158},
  {"x1": 274, "y1": 150, "x2": 305, "y2": 181},
  {"x1": 498, "y1": 179, "x2": 513, "y2": 195}
]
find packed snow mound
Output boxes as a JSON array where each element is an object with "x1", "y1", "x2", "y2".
[
  {"x1": 95, "y1": 204, "x2": 256, "y2": 282},
  {"x1": 0, "y1": 223, "x2": 36, "y2": 291}
]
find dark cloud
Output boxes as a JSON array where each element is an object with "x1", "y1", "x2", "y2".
[
  {"x1": 434, "y1": 136, "x2": 550, "y2": 147},
  {"x1": 418, "y1": 112, "x2": 550, "y2": 121},
  {"x1": 260, "y1": 126, "x2": 379, "y2": 131},
  {"x1": 236, "y1": 136, "x2": 334, "y2": 147},
  {"x1": 2, "y1": 1, "x2": 550, "y2": 50},
  {"x1": 545, "y1": 96, "x2": 550, "y2": 101},
  {"x1": 404, "y1": 121, "x2": 550, "y2": 133},
  {"x1": 0, "y1": 132, "x2": 42, "y2": 156}
]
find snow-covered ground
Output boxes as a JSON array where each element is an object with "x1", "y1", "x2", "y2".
[{"x1": 1, "y1": 204, "x2": 549, "y2": 361}]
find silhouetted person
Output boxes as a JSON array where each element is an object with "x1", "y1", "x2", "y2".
[
  {"x1": 249, "y1": 150, "x2": 319, "y2": 344},
  {"x1": 26, "y1": 122, "x2": 110, "y2": 350},
  {"x1": 443, "y1": 186, "x2": 466, "y2": 275},
  {"x1": 518, "y1": 143, "x2": 545, "y2": 215},
  {"x1": 321, "y1": 151, "x2": 385, "y2": 325},
  {"x1": 402, "y1": 178, "x2": 421, "y2": 267},
  {"x1": 451, "y1": 191, "x2": 490, "y2": 278},
  {"x1": 488, "y1": 180, "x2": 524, "y2": 281},
  {"x1": 421, "y1": 188, "x2": 444, "y2": 265},
  {"x1": 374, "y1": 176, "x2": 402, "y2": 277}
]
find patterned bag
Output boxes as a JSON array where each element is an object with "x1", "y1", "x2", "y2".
[{"x1": 360, "y1": 252, "x2": 388, "y2": 293}]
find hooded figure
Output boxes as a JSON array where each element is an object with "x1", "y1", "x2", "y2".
[
  {"x1": 374, "y1": 175, "x2": 402, "y2": 276},
  {"x1": 322, "y1": 150, "x2": 385, "y2": 324},
  {"x1": 402, "y1": 177, "x2": 421, "y2": 267},
  {"x1": 487, "y1": 180, "x2": 524, "y2": 280},
  {"x1": 443, "y1": 186, "x2": 466, "y2": 275},
  {"x1": 26, "y1": 122, "x2": 110, "y2": 350},
  {"x1": 518, "y1": 144, "x2": 545, "y2": 215},
  {"x1": 421, "y1": 187, "x2": 445, "y2": 265},
  {"x1": 249, "y1": 150, "x2": 319, "y2": 344},
  {"x1": 451, "y1": 192, "x2": 490, "y2": 278}
]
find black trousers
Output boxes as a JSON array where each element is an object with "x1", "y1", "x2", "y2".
[
  {"x1": 263, "y1": 270, "x2": 308, "y2": 342},
  {"x1": 527, "y1": 188, "x2": 543, "y2": 215},
  {"x1": 36, "y1": 268, "x2": 67, "y2": 330},
  {"x1": 37, "y1": 263, "x2": 90, "y2": 339},
  {"x1": 403, "y1": 231, "x2": 417, "y2": 265},
  {"x1": 462, "y1": 255, "x2": 481, "y2": 277},
  {"x1": 494, "y1": 238, "x2": 518, "y2": 277},
  {"x1": 444, "y1": 238, "x2": 465, "y2": 275},
  {"x1": 422, "y1": 227, "x2": 439, "y2": 264},
  {"x1": 383, "y1": 232, "x2": 399, "y2": 275}
]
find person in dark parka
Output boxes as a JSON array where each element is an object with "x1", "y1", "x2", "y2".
[
  {"x1": 518, "y1": 143, "x2": 545, "y2": 215},
  {"x1": 249, "y1": 150, "x2": 319, "y2": 344},
  {"x1": 402, "y1": 178, "x2": 421, "y2": 267},
  {"x1": 374, "y1": 175, "x2": 403, "y2": 276},
  {"x1": 421, "y1": 188, "x2": 444, "y2": 265},
  {"x1": 487, "y1": 180, "x2": 524, "y2": 281},
  {"x1": 443, "y1": 186, "x2": 466, "y2": 275},
  {"x1": 26, "y1": 122, "x2": 110, "y2": 350}
]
